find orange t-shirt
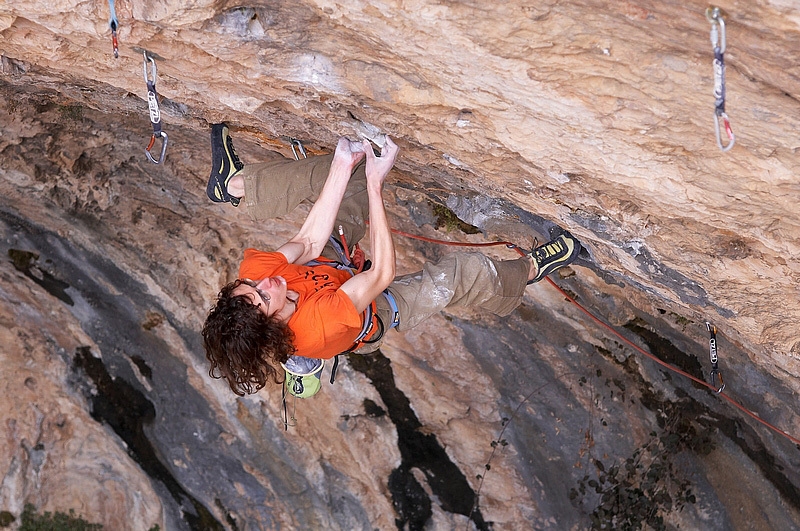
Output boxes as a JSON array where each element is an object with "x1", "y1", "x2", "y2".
[{"x1": 238, "y1": 248, "x2": 363, "y2": 359}]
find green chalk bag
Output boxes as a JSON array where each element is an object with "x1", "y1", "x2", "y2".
[{"x1": 281, "y1": 356, "x2": 325, "y2": 399}]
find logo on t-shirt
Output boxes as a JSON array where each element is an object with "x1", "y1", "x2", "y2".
[{"x1": 304, "y1": 269, "x2": 335, "y2": 292}]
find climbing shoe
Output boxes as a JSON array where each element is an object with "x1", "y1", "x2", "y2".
[
  {"x1": 206, "y1": 123, "x2": 244, "y2": 206},
  {"x1": 527, "y1": 230, "x2": 581, "y2": 284}
]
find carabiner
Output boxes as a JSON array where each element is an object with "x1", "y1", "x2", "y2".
[
  {"x1": 710, "y1": 369, "x2": 725, "y2": 394},
  {"x1": 290, "y1": 138, "x2": 307, "y2": 160},
  {"x1": 146, "y1": 131, "x2": 169, "y2": 164},
  {"x1": 706, "y1": 7, "x2": 726, "y2": 54},
  {"x1": 713, "y1": 111, "x2": 735, "y2": 152},
  {"x1": 143, "y1": 52, "x2": 157, "y2": 85}
]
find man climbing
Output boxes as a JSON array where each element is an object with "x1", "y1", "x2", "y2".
[{"x1": 202, "y1": 124, "x2": 582, "y2": 396}]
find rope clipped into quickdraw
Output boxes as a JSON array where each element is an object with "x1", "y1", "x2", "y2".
[
  {"x1": 706, "y1": 322, "x2": 725, "y2": 393},
  {"x1": 108, "y1": 0, "x2": 119, "y2": 58},
  {"x1": 706, "y1": 6, "x2": 735, "y2": 152},
  {"x1": 143, "y1": 52, "x2": 168, "y2": 164}
]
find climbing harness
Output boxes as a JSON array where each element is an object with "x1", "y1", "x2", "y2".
[
  {"x1": 324, "y1": 233, "x2": 399, "y2": 353},
  {"x1": 706, "y1": 322, "x2": 725, "y2": 393},
  {"x1": 290, "y1": 138, "x2": 307, "y2": 160},
  {"x1": 108, "y1": 0, "x2": 119, "y2": 58},
  {"x1": 305, "y1": 236, "x2": 395, "y2": 352},
  {"x1": 706, "y1": 6, "x2": 735, "y2": 152},
  {"x1": 143, "y1": 52, "x2": 168, "y2": 164}
]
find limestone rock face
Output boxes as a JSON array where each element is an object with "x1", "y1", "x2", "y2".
[{"x1": 1, "y1": 0, "x2": 799, "y2": 529}]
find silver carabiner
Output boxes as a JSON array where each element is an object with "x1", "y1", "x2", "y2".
[
  {"x1": 290, "y1": 138, "x2": 307, "y2": 160},
  {"x1": 145, "y1": 131, "x2": 169, "y2": 164},
  {"x1": 143, "y1": 52, "x2": 156, "y2": 85},
  {"x1": 706, "y1": 7, "x2": 726, "y2": 54}
]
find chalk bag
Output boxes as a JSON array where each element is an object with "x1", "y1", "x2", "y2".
[{"x1": 281, "y1": 356, "x2": 325, "y2": 399}]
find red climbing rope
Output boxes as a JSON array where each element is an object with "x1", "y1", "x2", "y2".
[
  {"x1": 390, "y1": 227, "x2": 520, "y2": 249},
  {"x1": 387, "y1": 227, "x2": 800, "y2": 447}
]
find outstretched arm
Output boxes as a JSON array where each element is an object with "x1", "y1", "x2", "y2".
[
  {"x1": 276, "y1": 138, "x2": 365, "y2": 265},
  {"x1": 340, "y1": 137, "x2": 399, "y2": 313}
]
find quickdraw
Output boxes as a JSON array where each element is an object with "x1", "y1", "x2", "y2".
[
  {"x1": 108, "y1": 0, "x2": 119, "y2": 58},
  {"x1": 295, "y1": 235, "x2": 397, "y2": 393},
  {"x1": 706, "y1": 6, "x2": 735, "y2": 152},
  {"x1": 143, "y1": 52, "x2": 168, "y2": 164},
  {"x1": 706, "y1": 322, "x2": 725, "y2": 393}
]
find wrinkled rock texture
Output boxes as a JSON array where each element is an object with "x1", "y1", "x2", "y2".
[{"x1": 1, "y1": 0, "x2": 799, "y2": 529}]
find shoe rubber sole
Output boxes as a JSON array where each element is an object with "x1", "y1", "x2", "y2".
[
  {"x1": 207, "y1": 123, "x2": 243, "y2": 205},
  {"x1": 527, "y1": 231, "x2": 581, "y2": 283}
]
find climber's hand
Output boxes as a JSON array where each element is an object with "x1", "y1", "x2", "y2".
[{"x1": 362, "y1": 136, "x2": 398, "y2": 189}]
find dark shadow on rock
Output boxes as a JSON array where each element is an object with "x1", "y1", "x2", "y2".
[
  {"x1": 8, "y1": 248, "x2": 74, "y2": 305},
  {"x1": 348, "y1": 350, "x2": 489, "y2": 531},
  {"x1": 74, "y1": 346, "x2": 224, "y2": 531}
]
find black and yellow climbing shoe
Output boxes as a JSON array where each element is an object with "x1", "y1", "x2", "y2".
[
  {"x1": 527, "y1": 230, "x2": 581, "y2": 284},
  {"x1": 206, "y1": 123, "x2": 244, "y2": 206}
]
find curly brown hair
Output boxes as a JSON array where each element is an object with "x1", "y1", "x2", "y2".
[{"x1": 202, "y1": 279, "x2": 296, "y2": 396}]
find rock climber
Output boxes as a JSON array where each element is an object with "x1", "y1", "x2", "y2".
[{"x1": 201, "y1": 124, "x2": 582, "y2": 396}]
